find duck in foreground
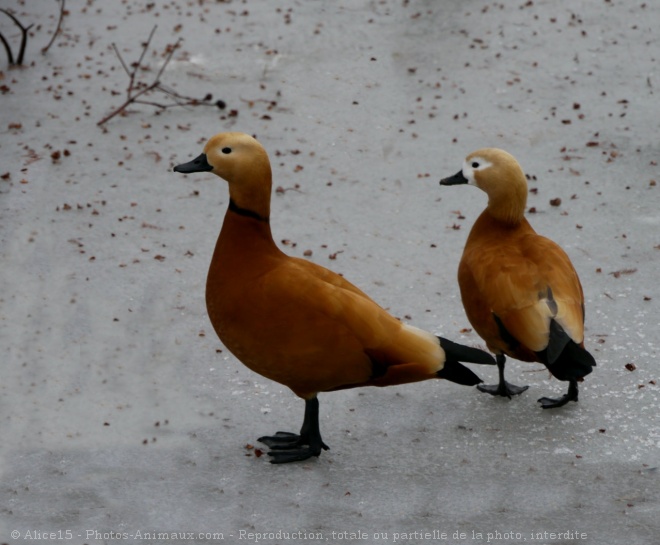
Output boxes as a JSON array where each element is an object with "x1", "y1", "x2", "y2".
[
  {"x1": 174, "y1": 132, "x2": 496, "y2": 463},
  {"x1": 439, "y1": 148, "x2": 596, "y2": 409}
]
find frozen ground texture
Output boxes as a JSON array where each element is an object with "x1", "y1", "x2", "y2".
[{"x1": 0, "y1": 1, "x2": 658, "y2": 544}]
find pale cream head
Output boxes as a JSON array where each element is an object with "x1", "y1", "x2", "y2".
[
  {"x1": 202, "y1": 132, "x2": 270, "y2": 185},
  {"x1": 461, "y1": 148, "x2": 528, "y2": 224},
  {"x1": 175, "y1": 132, "x2": 273, "y2": 219}
]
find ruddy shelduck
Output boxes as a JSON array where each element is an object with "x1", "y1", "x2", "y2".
[
  {"x1": 174, "y1": 132, "x2": 495, "y2": 463},
  {"x1": 439, "y1": 148, "x2": 596, "y2": 409}
]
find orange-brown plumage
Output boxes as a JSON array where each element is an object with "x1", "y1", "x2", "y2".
[
  {"x1": 174, "y1": 132, "x2": 495, "y2": 462},
  {"x1": 440, "y1": 148, "x2": 596, "y2": 408},
  {"x1": 205, "y1": 212, "x2": 443, "y2": 398}
]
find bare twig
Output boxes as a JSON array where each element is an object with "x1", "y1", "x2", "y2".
[
  {"x1": 41, "y1": 0, "x2": 66, "y2": 55},
  {"x1": 98, "y1": 26, "x2": 224, "y2": 126},
  {"x1": 135, "y1": 26, "x2": 158, "y2": 76},
  {"x1": 0, "y1": 8, "x2": 34, "y2": 65},
  {"x1": 111, "y1": 43, "x2": 131, "y2": 77},
  {"x1": 0, "y1": 28, "x2": 13, "y2": 65},
  {"x1": 154, "y1": 33, "x2": 178, "y2": 82}
]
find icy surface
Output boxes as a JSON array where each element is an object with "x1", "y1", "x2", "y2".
[{"x1": 0, "y1": 1, "x2": 658, "y2": 544}]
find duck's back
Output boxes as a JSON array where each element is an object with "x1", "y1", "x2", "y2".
[{"x1": 458, "y1": 211, "x2": 585, "y2": 361}]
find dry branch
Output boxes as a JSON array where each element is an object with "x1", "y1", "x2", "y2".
[
  {"x1": 97, "y1": 26, "x2": 225, "y2": 126},
  {"x1": 0, "y1": 8, "x2": 34, "y2": 65},
  {"x1": 41, "y1": 0, "x2": 66, "y2": 55}
]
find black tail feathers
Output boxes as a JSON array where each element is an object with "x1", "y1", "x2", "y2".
[
  {"x1": 540, "y1": 320, "x2": 596, "y2": 382},
  {"x1": 545, "y1": 341, "x2": 596, "y2": 382},
  {"x1": 437, "y1": 336, "x2": 496, "y2": 365},
  {"x1": 437, "y1": 359, "x2": 483, "y2": 386},
  {"x1": 436, "y1": 337, "x2": 496, "y2": 386}
]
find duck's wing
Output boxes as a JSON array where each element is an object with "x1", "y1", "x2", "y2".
[
  {"x1": 288, "y1": 255, "x2": 381, "y2": 305},
  {"x1": 460, "y1": 232, "x2": 585, "y2": 357},
  {"x1": 256, "y1": 258, "x2": 480, "y2": 393}
]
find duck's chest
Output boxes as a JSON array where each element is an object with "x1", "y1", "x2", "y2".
[{"x1": 462, "y1": 214, "x2": 533, "y2": 263}]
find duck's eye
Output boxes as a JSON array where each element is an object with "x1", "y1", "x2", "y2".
[
  {"x1": 471, "y1": 161, "x2": 480, "y2": 169},
  {"x1": 222, "y1": 147, "x2": 232, "y2": 154}
]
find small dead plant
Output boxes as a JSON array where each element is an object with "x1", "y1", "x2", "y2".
[{"x1": 97, "y1": 25, "x2": 225, "y2": 126}]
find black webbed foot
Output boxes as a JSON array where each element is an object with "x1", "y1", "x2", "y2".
[
  {"x1": 258, "y1": 431, "x2": 329, "y2": 464},
  {"x1": 267, "y1": 448, "x2": 318, "y2": 464},
  {"x1": 258, "y1": 431, "x2": 300, "y2": 448},
  {"x1": 476, "y1": 354, "x2": 528, "y2": 399},
  {"x1": 538, "y1": 380, "x2": 579, "y2": 409},
  {"x1": 477, "y1": 381, "x2": 529, "y2": 398},
  {"x1": 257, "y1": 398, "x2": 329, "y2": 464},
  {"x1": 258, "y1": 434, "x2": 328, "y2": 463}
]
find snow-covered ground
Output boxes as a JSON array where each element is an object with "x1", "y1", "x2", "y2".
[{"x1": 1, "y1": 1, "x2": 658, "y2": 544}]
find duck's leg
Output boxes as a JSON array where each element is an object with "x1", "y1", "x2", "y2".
[
  {"x1": 476, "y1": 354, "x2": 529, "y2": 398},
  {"x1": 538, "y1": 379, "x2": 578, "y2": 409},
  {"x1": 258, "y1": 397, "x2": 329, "y2": 464}
]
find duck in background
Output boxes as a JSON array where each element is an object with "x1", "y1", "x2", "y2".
[
  {"x1": 174, "y1": 132, "x2": 496, "y2": 463},
  {"x1": 439, "y1": 148, "x2": 596, "y2": 409}
]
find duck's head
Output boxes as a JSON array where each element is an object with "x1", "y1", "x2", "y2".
[
  {"x1": 174, "y1": 132, "x2": 272, "y2": 219},
  {"x1": 440, "y1": 148, "x2": 528, "y2": 224}
]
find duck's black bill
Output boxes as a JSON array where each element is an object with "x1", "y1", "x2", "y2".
[
  {"x1": 440, "y1": 170, "x2": 468, "y2": 186},
  {"x1": 173, "y1": 153, "x2": 213, "y2": 173}
]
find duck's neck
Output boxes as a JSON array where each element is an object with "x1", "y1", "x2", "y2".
[
  {"x1": 468, "y1": 208, "x2": 535, "y2": 245},
  {"x1": 486, "y1": 194, "x2": 526, "y2": 225},
  {"x1": 226, "y1": 153, "x2": 273, "y2": 221},
  {"x1": 228, "y1": 198, "x2": 269, "y2": 223},
  {"x1": 484, "y1": 175, "x2": 528, "y2": 225},
  {"x1": 209, "y1": 201, "x2": 283, "y2": 282},
  {"x1": 216, "y1": 203, "x2": 278, "y2": 256}
]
